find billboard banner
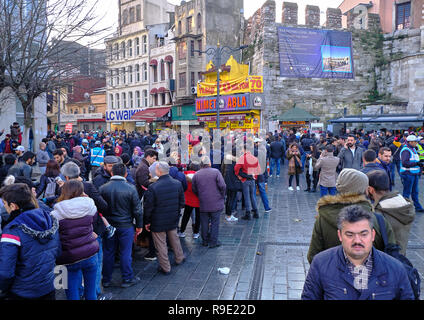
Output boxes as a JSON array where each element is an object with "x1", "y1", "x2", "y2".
[
  {"x1": 278, "y1": 27, "x2": 354, "y2": 79},
  {"x1": 197, "y1": 76, "x2": 263, "y2": 97}
]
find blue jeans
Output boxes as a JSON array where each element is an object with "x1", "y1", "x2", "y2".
[
  {"x1": 103, "y1": 227, "x2": 135, "y2": 283},
  {"x1": 78, "y1": 236, "x2": 103, "y2": 298},
  {"x1": 401, "y1": 174, "x2": 423, "y2": 210},
  {"x1": 257, "y1": 182, "x2": 271, "y2": 211},
  {"x1": 320, "y1": 185, "x2": 337, "y2": 198},
  {"x1": 242, "y1": 179, "x2": 258, "y2": 212},
  {"x1": 66, "y1": 254, "x2": 98, "y2": 301},
  {"x1": 269, "y1": 158, "x2": 281, "y2": 176}
]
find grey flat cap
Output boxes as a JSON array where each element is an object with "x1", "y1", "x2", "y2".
[{"x1": 104, "y1": 156, "x2": 120, "y2": 164}]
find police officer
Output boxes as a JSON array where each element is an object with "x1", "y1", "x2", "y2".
[{"x1": 400, "y1": 134, "x2": 424, "y2": 212}]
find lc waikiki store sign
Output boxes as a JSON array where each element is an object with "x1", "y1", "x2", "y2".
[{"x1": 105, "y1": 108, "x2": 145, "y2": 122}]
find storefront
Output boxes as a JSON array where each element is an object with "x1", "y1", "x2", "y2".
[
  {"x1": 61, "y1": 113, "x2": 106, "y2": 132},
  {"x1": 171, "y1": 105, "x2": 201, "y2": 131},
  {"x1": 106, "y1": 108, "x2": 146, "y2": 132},
  {"x1": 131, "y1": 106, "x2": 172, "y2": 133},
  {"x1": 273, "y1": 106, "x2": 320, "y2": 132},
  {"x1": 195, "y1": 93, "x2": 262, "y2": 133}
]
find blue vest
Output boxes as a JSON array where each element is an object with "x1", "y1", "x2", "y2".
[
  {"x1": 90, "y1": 147, "x2": 105, "y2": 167},
  {"x1": 400, "y1": 145, "x2": 421, "y2": 174}
]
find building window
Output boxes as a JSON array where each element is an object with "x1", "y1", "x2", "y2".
[
  {"x1": 161, "y1": 93, "x2": 166, "y2": 105},
  {"x1": 190, "y1": 40, "x2": 195, "y2": 57},
  {"x1": 153, "y1": 65, "x2": 158, "y2": 83},
  {"x1": 198, "y1": 72, "x2": 202, "y2": 82},
  {"x1": 115, "y1": 68, "x2": 120, "y2": 85},
  {"x1": 178, "y1": 20, "x2": 182, "y2": 35},
  {"x1": 122, "y1": 92, "x2": 126, "y2": 109},
  {"x1": 197, "y1": 13, "x2": 202, "y2": 30},
  {"x1": 129, "y1": 7, "x2": 135, "y2": 24},
  {"x1": 198, "y1": 40, "x2": 202, "y2": 56},
  {"x1": 396, "y1": 2, "x2": 411, "y2": 30},
  {"x1": 128, "y1": 39, "x2": 133, "y2": 57},
  {"x1": 191, "y1": 72, "x2": 195, "y2": 88},
  {"x1": 114, "y1": 43, "x2": 119, "y2": 60},
  {"x1": 154, "y1": 94, "x2": 158, "y2": 106},
  {"x1": 142, "y1": 35, "x2": 147, "y2": 54},
  {"x1": 128, "y1": 66, "x2": 133, "y2": 83},
  {"x1": 121, "y1": 42, "x2": 126, "y2": 59},
  {"x1": 109, "y1": 70, "x2": 113, "y2": 86},
  {"x1": 136, "y1": 5, "x2": 141, "y2": 21},
  {"x1": 168, "y1": 62, "x2": 173, "y2": 79},
  {"x1": 129, "y1": 91, "x2": 133, "y2": 108},
  {"x1": 186, "y1": 16, "x2": 192, "y2": 33},
  {"x1": 67, "y1": 85, "x2": 73, "y2": 94},
  {"x1": 143, "y1": 90, "x2": 148, "y2": 107},
  {"x1": 122, "y1": 9, "x2": 128, "y2": 25},
  {"x1": 143, "y1": 63, "x2": 148, "y2": 81},
  {"x1": 108, "y1": 45, "x2": 113, "y2": 61},
  {"x1": 135, "y1": 64, "x2": 140, "y2": 82},
  {"x1": 178, "y1": 42, "x2": 186, "y2": 60},
  {"x1": 179, "y1": 72, "x2": 186, "y2": 89},
  {"x1": 116, "y1": 93, "x2": 120, "y2": 108},
  {"x1": 136, "y1": 37, "x2": 140, "y2": 56},
  {"x1": 136, "y1": 91, "x2": 140, "y2": 108},
  {"x1": 160, "y1": 59, "x2": 165, "y2": 81},
  {"x1": 121, "y1": 67, "x2": 126, "y2": 84}
]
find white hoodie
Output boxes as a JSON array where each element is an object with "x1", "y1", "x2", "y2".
[{"x1": 51, "y1": 197, "x2": 97, "y2": 221}]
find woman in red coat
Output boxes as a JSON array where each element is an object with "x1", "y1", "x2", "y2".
[{"x1": 178, "y1": 162, "x2": 201, "y2": 239}]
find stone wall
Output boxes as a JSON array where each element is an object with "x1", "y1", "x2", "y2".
[{"x1": 243, "y1": 0, "x2": 385, "y2": 129}]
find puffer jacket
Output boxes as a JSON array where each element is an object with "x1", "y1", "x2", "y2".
[
  {"x1": 0, "y1": 207, "x2": 60, "y2": 298},
  {"x1": 307, "y1": 193, "x2": 396, "y2": 264},
  {"x1": 143, "y1": 174, "x2": 185, "y2": 232},
  {"x1": 302, "y1": 245, "x2": 414, "y2": 300},
  {"x1": 51, "y1": 197, "x2": 99, "y2": 265},
  {"x1": 222, "y1": 155, "x2": 242, "y2": 191},
  {"x1": 169, "y1": 166, "x2": 188, "y2": 192},
  {"x1": 373, "y1": 192, "x2": 415, "y2": 255}
]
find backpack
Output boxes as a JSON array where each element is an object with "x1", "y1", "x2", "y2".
[
  {"x1": 375, "y1": 213, "x2": 421, "y2": 300},
  {"x1": 44, "y1": 177, "x2": 57, "y2": 198}
]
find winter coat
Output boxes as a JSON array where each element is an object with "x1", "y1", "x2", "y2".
[
  {"x1": 315, "y1": 153, "x2": 340, "y2": 188},
  {"x1": 373, "y1": 192, "x2": 415, "y2": 255},
  {"x1": 192, "y1": 167, "x2": 226, "y2": 213},
  {"x1": 270, "y1": 141, "x2": 285, "y2": 159},
  {"x1": 307, "y1": 193, "x2": 397, "y2": 264},
  {"x1": 222, "y1": 155, "x2": 243, "y2": 191},
  {"x1": 135, "y1": 158, "x2": 151, "y2": 198},
  {"x1": 286, "y1": 149, "x2": 303, "y2": 175},
  {"x1": 143, "y1": 174, "x2": 185, "y2": 232},
  {"x1": 92, "y1": 166, "x2": 111, "y2": 190},
  {"x1": 169, "y1": 166, "x2": 188, "y2": 192},
  {"x1": 234, "y1": 152, "x2": 261, "y2": 182},
  {"x1": 0, "y1": 207, "x2": 60, "y2": 298},
  {"x1": 36, "y1": 149, "x2": 50, "y2": 168},
  {"x1": 184, "y1": 171, "x2": 200, "y2": 208},
  {"x1": 99, "y1": 176, "x2": 143, "y2": 229},
  {"x1": 338, "y1": 146, "x2": 364, "y2": 171},
  {"x1": 7, "y1": 162, "x2": 32, "y2": 180},
  {"x1": 51, "y1": 197, "x2": 99, "y2": 265},
  {"x1": 360, "y1": 162, "x2": 386, "y2": 175},
  {"x1": 302, "y1": 245, "x2": 414, "y2": 300},
  {"x1": 36, "y1": 174, "x2": 60, "y2": 199}
]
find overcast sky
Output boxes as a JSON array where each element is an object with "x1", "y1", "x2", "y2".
[{"x1": 87, "y1": 0, "x2": 343, "y2": 48}]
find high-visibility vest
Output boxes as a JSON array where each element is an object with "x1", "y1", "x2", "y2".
[
  {"x1": 417, "y1": 143, "x2": 424, "y2": 161},
  {"x1": 400, "y1": 145, "x2": 421, "y2": 174}
]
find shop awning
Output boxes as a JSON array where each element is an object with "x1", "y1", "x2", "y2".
[
  {"x1": 150, "y1": 59, "x2": 158, "y2": 66},
  {"x1": 330, "y1": 114, "x2": 424, "y2": 123},
  {"x1": 131, "y1": 107, "x2": 171, "y2": 122},
  {"x1": 164, "y1": 55, "x2": 173, "y2": 63},
  {"x1": 77, "y1": 118, "x2": 105, "y2": 123},
  {"x1": 198, "y1": 114, "x2": 246, "y2": 122},
  {"x1": 273, "y1": 106, "x2": 319, "y2": 122},
  {"x1": 150, "y1": 88, "x2": 158, "y2": 95},
  {"x1": 157, "y1": 87, "x2": 168, "y2": 93}
]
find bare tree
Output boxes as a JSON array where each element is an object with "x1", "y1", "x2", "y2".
[{"x1": 0, "y1": 0, "x2": 110, "y2": 146}]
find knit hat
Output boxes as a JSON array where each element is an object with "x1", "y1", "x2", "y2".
[{"x1": 336, "y1": 169, "x2": 369, "y2": 195}]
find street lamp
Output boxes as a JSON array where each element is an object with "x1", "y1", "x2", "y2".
[{"x1": 194, "y1": 42, "x2": 248, "y2": 130}]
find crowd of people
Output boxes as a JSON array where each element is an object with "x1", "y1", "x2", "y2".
[{"x1": 0, "y1": 124, "x2": 422, "y2": 300}]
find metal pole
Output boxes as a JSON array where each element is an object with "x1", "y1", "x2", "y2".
[
  {"x1": 57, "y1": 88, "x2": 60, "y2": 133},
  {"x1": 216, "y1": 41, "x2": 221, "y2": 130}
]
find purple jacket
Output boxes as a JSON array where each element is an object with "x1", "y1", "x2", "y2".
[
  {"x1": 51, "y1": 197, "x2": 99, "y2": 265},
  {"x1": 192, "y1": 167, "x2": 226, "y2": 213}
]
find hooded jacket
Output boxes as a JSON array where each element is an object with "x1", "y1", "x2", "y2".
[
  {"x1": 307, "y1": 193, "x2": 397, "y2": 264},
  {"x1": 234, "y1": 152, "x2": 262, "y2": 182},
  {"x1": 373, "y1": 192, "x2": 415, "y2": 255},
  {"x1": 0, "y1": 207, "x2": 60, "y2": 298},
  {"x1": 51, "y1": 197, "x2": 99, "y2": 265}
]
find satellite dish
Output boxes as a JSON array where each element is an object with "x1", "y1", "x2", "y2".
[{"x1": 84, "y1": 92, "x2": 90, "y2": 100}]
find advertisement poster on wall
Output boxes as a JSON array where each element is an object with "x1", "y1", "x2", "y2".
[{"x1": 278, "y1": 27, "x2": 354, "y2": 79}]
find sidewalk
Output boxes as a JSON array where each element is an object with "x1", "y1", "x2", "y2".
[{"x1": 57, "y1": 164, "x2": 424, "y2": 300}]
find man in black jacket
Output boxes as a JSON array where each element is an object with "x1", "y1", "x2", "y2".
[
  {"x1": 269, "y1": 136, "x2": 285, "y2": 177},
  {"x1": 143, "y1": 162, "x2": 185, "y2": 275},
  {"x1": 92, "y1": 156, "x2": 120, "y2": 190},
  {"x1": 100, "y1": 163, "x2": 143, "y2": 288}
]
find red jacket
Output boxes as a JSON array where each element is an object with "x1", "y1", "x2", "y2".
[
  {"x1": 234, "y1": 152, "x2": 261, "y2": 182},
  {"x1": 184, "y1": 171, "x2": 200, "y2": 208}
]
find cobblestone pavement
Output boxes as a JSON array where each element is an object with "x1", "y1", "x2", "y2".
[{"x1": 57, "y1": 164, "x2": 424, "y2": 300}]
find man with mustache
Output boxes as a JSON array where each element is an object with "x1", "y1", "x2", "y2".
[{"x1": 302, "y1": 205, "x2": 414, "y2": 300}]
